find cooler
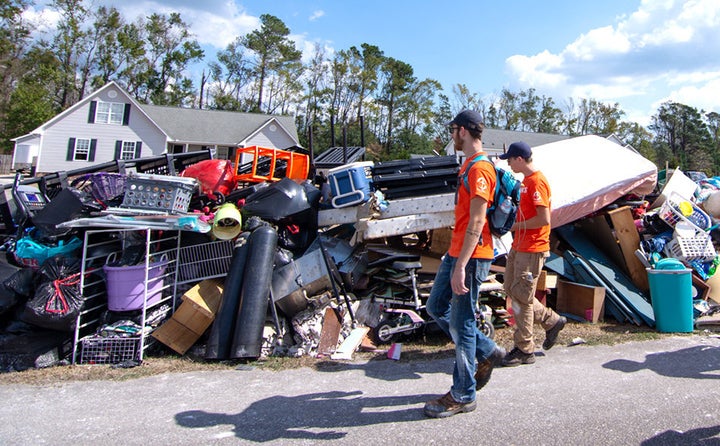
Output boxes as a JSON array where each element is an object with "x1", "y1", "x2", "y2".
[
  {"x1": 328, "y1": 161, "x2": 374, "y2": 208},
  {"x1": 647, "y1": 258, "x2": 694, "y2": 333}
]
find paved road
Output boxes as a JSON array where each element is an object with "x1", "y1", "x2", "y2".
[{"x1": 1, "y1": 334, "x2": 719, "y2": 445}]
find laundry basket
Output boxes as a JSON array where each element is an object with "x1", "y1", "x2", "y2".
[
  {"x1": 663, "y1": 233, "x2": 717, "y2": 263},
  {"x1": 658, "y1": 191, "x2": 711, "y2": 231},
  {"x1": 103, "y1": 255, "x2": 168, "y2": 311}
]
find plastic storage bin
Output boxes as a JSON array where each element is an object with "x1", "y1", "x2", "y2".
[
  {"x1": 103, "y1": 258, "x2": 168, "y2": 311},
  {"x1": 647, "y1": 258, "x2": 693, "y2": 333},
  {"x1": 328, "y1": 161, "x2": 374, "y2": 208}
]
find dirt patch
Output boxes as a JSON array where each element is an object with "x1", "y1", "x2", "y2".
[{"x1": 2, "y1": 320, "x2": 717, "y2": 386}]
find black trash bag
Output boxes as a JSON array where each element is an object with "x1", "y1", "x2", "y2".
[
  {"x1": 0, "y1": 282, "x2": 20, "y2": 315},
  {"x1": 22, "y1": 255, "x2": 83, "y2": 332},
  {"x1": 3, "y1": 267, "x2": 37, "y2": 299}
]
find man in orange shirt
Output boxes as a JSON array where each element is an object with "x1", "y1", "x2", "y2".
[
  {"x1": 499, "y1": 141, "x2": 566, "y2": 367},
  {"x1": 424, "y1": 110, "x2": 505, "y2": 418}
]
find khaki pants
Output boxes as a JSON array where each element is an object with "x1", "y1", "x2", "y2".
[{"x1": 504, "y1": 249, "x2": 560, "y2": 353}]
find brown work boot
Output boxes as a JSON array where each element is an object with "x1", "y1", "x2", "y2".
[
  {"x1": 475, "y1": 345, "x2": 506, "y2": 390},
  {"x1": 501, "y1": 347, "x2": 536, "y2": 367},
  {"x1": 543, "y1": 316, "x2": 567, "y2": 350},
  {"x1": 423, "y1": 392, "x2": 477, "y2": 418}
]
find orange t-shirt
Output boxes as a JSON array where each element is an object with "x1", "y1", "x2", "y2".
[
  {"x1": 512, "y1": 170, "x2": 551, "y2": 253},
  {"x1": 449, "y1": 153, "x2": 495, "y2": 259}
]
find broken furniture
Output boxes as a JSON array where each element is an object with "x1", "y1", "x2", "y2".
[{"x1": 233, "y1": 146, "x2": 310, "y2": 184}]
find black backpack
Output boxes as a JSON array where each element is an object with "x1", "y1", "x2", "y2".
[{"x1": 461, "y1": 154, "x2": 521, "y2": 237}]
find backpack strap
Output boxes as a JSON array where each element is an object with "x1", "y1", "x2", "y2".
[{"x1": 461, "y1": 153, "x2": 497, "y2": 209}]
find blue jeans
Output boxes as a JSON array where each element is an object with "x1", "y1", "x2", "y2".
[{"x1": 426, "y1": 254, "x2": 496, "y2": 403}]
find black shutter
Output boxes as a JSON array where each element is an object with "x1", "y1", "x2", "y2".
[
  {"x1": 122, "y1": 103, "x2": 131, "y2": 125},
  {"x1": 114, "y1": 141, "x2": 122, "y2": 159},
  {"x1": 89, "y1": 139, "x2": 97, "y2": 161},
  {"x1": 66, "y1": 138, "x2": 76, "y2": 161},
  {"x1": 134, "y1": 141, "x2": 142, "y2": 158},
  {"x1": 88, "y1": 101, "x2": 96, "y2": 123}
]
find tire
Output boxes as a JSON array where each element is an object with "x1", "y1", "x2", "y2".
[
  {"x1": 373, "y1": 319, "x2": 397, "y2": 344},
  {"x1": 478, "y1": 318, "x2": 495, "y2": 339}
]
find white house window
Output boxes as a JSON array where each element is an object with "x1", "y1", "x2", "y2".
[
  {"x1": 73, "y1": 138, "x2": 91, "y2": 160},
  {"x1": 95, "y1": 102, "x2": 125, "y2": 124},
  {"x1": 216, "y1": 146, "x2": 228, "y2": 160},
  {"x1": 121, "y1": 141, "x2": 136, "y2": 160}
]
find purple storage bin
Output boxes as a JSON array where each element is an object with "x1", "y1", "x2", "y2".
[{"x1": 103, "y1": 258, "x2": 168, "y2": 311}]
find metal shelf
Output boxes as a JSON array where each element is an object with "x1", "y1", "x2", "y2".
[{"x1": 72, "y1": 227, "x2": 181, "y2": 364}]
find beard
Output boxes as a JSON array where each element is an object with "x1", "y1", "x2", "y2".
[{"x1": 453, "y1": 137, "x2": 464, "y2": 152}]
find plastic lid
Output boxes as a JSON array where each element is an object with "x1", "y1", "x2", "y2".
[{"x1": 654, "y1": 258, "x2": 687, "y2": 270}]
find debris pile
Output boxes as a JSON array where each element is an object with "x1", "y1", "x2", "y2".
[{"x1": 0, "y1": 139, "x2": 719, "y2": 373}]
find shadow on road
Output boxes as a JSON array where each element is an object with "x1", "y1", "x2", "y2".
[
  {"x1": 641, "y1": 425, "x2": 720, "y2": 445},
  {"x1": 311, "y1": 353, "x2": 453, "y2": 381},
  {"x1": 176, "y1": 390, "x2": 433, "y2": 442},
  {"x1": 602, "y1": 345, "x2": 720, "y2": 379}
]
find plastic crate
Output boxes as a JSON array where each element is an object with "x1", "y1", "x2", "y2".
[
  {"x1": 658, "y1": 191, "x2": 711, "y2": 231},
  {"x1": 663, "y1": 234, "x2": 716, "y2": 263},
  {"x1": 120, "y1": 173, "x2": 198, "y2": 214},
  {"x1": 79, "y1": 336, "x2": 141, "y2": 365}
]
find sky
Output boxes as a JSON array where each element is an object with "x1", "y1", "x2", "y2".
[{"x1": 25, "y1": 0, "x2": 720, "y2": 127}]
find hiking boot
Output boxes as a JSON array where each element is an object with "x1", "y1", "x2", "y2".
[
  {"x1": 475, "y1": 345, "x2": 506, "y2": 390},
  {"x1": 501, "y1": 347, "x2": 535, "y2": 367},
  {"x1": 543, "y1": 316, "x2": 567, "y2": 350},
  {"x1": 424, "y1": 392, "x2": 477, "y2": 418}
]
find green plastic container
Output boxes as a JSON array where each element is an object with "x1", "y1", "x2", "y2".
[{"x1": 647, "y1": 258, "x2": 693, "y2": 333}]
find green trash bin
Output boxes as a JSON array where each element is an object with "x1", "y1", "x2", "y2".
[{"x1": 647, "y1": 258, "x2": 694, "y2": 333}]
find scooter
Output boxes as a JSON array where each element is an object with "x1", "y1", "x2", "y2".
[{"x1": 371, "y1": 259, "x2": 499, "y2": 344}]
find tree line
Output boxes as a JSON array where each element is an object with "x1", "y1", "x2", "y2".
[{"x1": 1, "y1": 1, "x2": 719, "y2": 174}]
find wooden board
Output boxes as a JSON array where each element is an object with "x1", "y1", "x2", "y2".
[
  {"x1": 544, "y1": 252, "x2": 577, "y2": 282},
  {"x1": 607, "y1": 206, "x2": 650, "y2": 291},
  {"x1": 557, "y1": 225, "x2": 655, "y2": 327},
  {"x1": 578, "y1": 206, "x2": 649, "y2": 292},
  {"x1": 317, "y1": 307, "x2": 343, "y2": 356}
]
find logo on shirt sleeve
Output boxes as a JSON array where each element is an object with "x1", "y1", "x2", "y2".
[{"x1": 476, "y1": 177, "x2": 488, "y2": 193}]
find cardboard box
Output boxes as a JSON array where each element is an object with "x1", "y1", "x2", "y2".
[
  {"x1": 174, "y1": 279, "x2": 224, "y2": 334},
  {"x1": 151, "y1": 319, "x2": 204, "y2": 355},
  {"x1": 430, "y1": 227, "x2": 453, "y2": 255},
  {"x1": 556, "y1": 280, "x2": 605, "y2": 323},
  {"x1": 151, "y1": 279, "x2": 224, "y2": 354}
]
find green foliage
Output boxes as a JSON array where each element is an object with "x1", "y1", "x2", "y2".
[
  {"x1": 3, "y1": 1, "x2": 720, "y2": 175},
  {"x1": 241, "y1": 14, "x2": 302, "y2": 113}
]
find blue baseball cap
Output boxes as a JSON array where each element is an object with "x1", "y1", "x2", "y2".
[
  {"x1": 447, "y1": 109, "x2": 484, "y2": 131},
  {"x1": 499, "y1": 141, "x2": 532, "y2": 159}
]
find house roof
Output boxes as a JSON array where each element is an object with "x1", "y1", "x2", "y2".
[
  {"x1": 481, "y1": 128, "x2": 570, "y2": 152},
  {"x1": 11, "y1": 81, "x2": 299, "y2": 148},
  {"x1": 139, "y1": 104, "x2": 299, "y2": 146},
  {"x1": 443, "y1": 127, "x2": 570, "y2": 157}
]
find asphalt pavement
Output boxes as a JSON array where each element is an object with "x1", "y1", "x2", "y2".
[{"x1": 0, "y1": 334, "x2": 719, "y2": 445}]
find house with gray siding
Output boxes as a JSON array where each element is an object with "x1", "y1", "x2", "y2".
[
  {"x1": 444, "y1": 127, "x2": 570, "y2": 161},
  {"x1": 11, "y1": 81, "x2": 300, "y2": 174}
]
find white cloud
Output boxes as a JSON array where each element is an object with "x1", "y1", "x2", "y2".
[
  {"x1": 22, "y1": 5, "x2": 61, "y2": 37},
  {"x1": 309, "y1": 10, "x2": 325, "y2": 21},
  {"x1": 110, "y1": 1, "x2": 259, "y2": 49},
  {"x1": 504, "y1": 0, "x2": 720, "y2": 123},
  {"x1": 666, "y1": 76, "x2": 720, "y2": 113}
]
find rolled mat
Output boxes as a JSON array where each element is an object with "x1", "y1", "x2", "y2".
[
  {"x1": 204, "y1": 232, "x2": 251, "y2": 360},
  {"x1": 230, "y1": 224, "x2": 278, "y2": 359}
]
